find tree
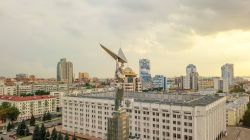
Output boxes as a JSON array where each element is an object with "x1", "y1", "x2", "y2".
[
  {"x1": 32, "y1": 125, "x2": 41, "y2": 140},
  {"x1": 0, "y1": 102, "x2": 20, "y2": 122},
  {"x1": 50, "y1": 127, "x2": 57, "y2": 140},
  {"x1": 25, "y1": 127, "x2": 30, "y2": 136},
  {"x1": 243, "y1": 110, "x2": 250, "y2": 127},
  {"x1": 46, "y1": 130, "x2": 51, "y2": 140},
  {"x1": 42, "y1": 113, "x2": 47, "y2": 121},
  {"x1": 40, "y1": 124, "x2": 46, "y2": 140},
  {"x1": 72, "y1": 133, "x2": 77, "y2": 140},
  {"x1": 7, "y1": 122, "x2": 12, "y2": 132},
  {"x1": 64, "y1": 132, "x2": 69, "y2": 140},
  {"x1": 16, "y1": 120, "x2": 28, "y2": 136},
  {"x1": 47, "y1": 112, "x2": 51, "y2": 120},
  {"x1": 35, "y1": 90, "x2": 50, "y2": 96},
  {"x1": 30, "y1": 114, "x2": 36, "y2": 126},
  {"x1": 57, "y1": 131, "x2": 63, "y2": 140}
]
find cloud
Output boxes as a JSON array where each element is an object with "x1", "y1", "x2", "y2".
[{"x1": 0, "y1": 0, "x2": 250, "y2": 77}]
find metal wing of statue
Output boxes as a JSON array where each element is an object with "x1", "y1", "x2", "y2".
[{"x1": 100, "y1": 44, "x2": 127, "y2": 63}]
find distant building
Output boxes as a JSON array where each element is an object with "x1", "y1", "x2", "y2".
[
  {"x1": 226, "y1": 96, "x2": 249, "y2": 126},
  {"x1": 214, "y1": 77, "x2": 224, "y2": 92},
  {"x1": 174, "y1": 76, "x2": 185, "y2": 91},
  {"x1": 139, "y1": 59, "x2": 152, "y2": 90},
  {"x1": 78, "y1": 72, "x2": 89, "y2": 81},
  {"x1": 221, "y1": 64, "x2": 234, "y2": 93},
  {"x1": 198, "y1": 77, "x2": 214, "y2": 90},
  {"x1": 153, "y1": 75, "x2": 167, "y2": 91},
  {"x1": 0, "y1": 95, "x2": 57, "y2": 121},
  {"x1": 123, "y1": 67, "x2": 142, "y2": 92},
  {"x1": 16, "y1": 73, "x2": 28, "y2": 81},
  {"x1": 57, "y1": 58, "x2": 74, "y2": 83},
  {"x1": 184, "y1": 64, "x2": 199, "y2": 91}
]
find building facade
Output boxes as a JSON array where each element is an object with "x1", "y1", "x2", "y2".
[
  {"x1": 0, "y1": 95, "x2": 57, "y2": 121},
  {"x1": 139, "y1": 59, "x2": 152, "y2": 90},
  {"x1": 226, "y1": 96, "x2": 249, "y2": 126},
  {"x1": 123, "y1": 67, "x2": 142, "y2": 92},
  {"x1": 153, "y1": 75, "x2": 167, "y2": 91},
  {"x1": 221, "y1": 64, "x2": 234, "y2": 93},
  {"x1": 57, "y1": 58, "x2": 74, "y2": 83},
  {"x1": 184, "y1": 64, "x2": 199, "y2": 91},
  {"x1": 62, "y1": 92, "x2": 226, "y2": 140},
  {"x1": 213, "y1": 77, "x2": 224, "y2": 92}
]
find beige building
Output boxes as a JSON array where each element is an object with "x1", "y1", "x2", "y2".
[
  {"x1": 226, "y1": 96, "x2": 249, "y2": 126},
  {"x1": 57, "y1": 58, "x2": 74, "y2": 83},
  {"x1": 198, "y1": 77, "x2": 214, "y2": 90},
  {"x1": 123, "y1": 67, "x2": 142, "y2": 92},
  {"x1": 79, "y1": 72, "x2": 90, "y2": 81},
  {"x1": 0, "y1": 95, "x2": 57, "y2": 121}
]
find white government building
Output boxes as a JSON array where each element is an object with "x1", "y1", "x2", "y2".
[{"x1": 62, "y1": 92, "x2": 226, "y2": 140}]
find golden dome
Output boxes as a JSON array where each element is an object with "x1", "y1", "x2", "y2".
[{"x1": 123, "y1": 67, "x2": 137, "y2": 77}]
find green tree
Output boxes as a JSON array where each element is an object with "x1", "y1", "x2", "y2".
[
  {"x1": 40, "y1": 124, "x2": 46, "y2": 140},
  {"x1": 57, "y1": 131, "x2": 63, "y2": 140},
  {"x1": 25, "y1": 127, "x2": 30, "y2": 136},
  {"x1": 7, "y1": 122, "x2": 12, "y2": 132},
  {"x1": 7, "y1": 106, "x2": 20, "y2": 121},
  {"x1": 64, "y1": 132, "x2": 69, "y2": 140},
  {"x1": 32, "y1": 125, "x2": 41, "y2": 140},
  {"x1": 42, "y1": 113, "x2": 47, "y2": 121},
  {"x1": 47, "y1": 112, "x2": 51, "y2": 120},
  {"x1": 50, "y1": 127, "x2": 57, "y2": 140},
  {"x1": 35, "y1": 90, "x2": 50, "y2": 95},
  {"x1": 16, "y1": 120, "x2": 28, "y2": 136},
  {"x1": 46, "y1": 130, "x2": 51, "y2": 140},
  {"x1": 30, "y1": 114, "x2": 36, "y2": 126},
  {"x1": 72, "y1": 133, "x2": 77, "y2": 140},
  {"x1": 0, "y1": 102, "x2": 20, "y2": 122},
  {"x1": 243, "y1": 110, "x2": 250, "y2": 127}
]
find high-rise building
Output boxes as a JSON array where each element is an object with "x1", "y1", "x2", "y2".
[
  {"x1": 184, "y1": 64, "x2": 199, "y2": 91},
  {"x1": 139, "y1": 59, "x2": 152, "y2": 90},
  {"x1": 123, "y1": 67, "x2": 142, "y2": 92},
  {"x1": 221, "y1": 64, "x2": 234, "y2": 93},
  {"x1": 153, "y1": 75, "x2": 167, "y2": 91},
  {"x1": 57, "y1": 58, "x2": 73, "y2": 83}
]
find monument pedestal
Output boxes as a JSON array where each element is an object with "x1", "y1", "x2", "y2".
[{"x1": 107, "y1": 108, "x2": 129, "y2": 140}]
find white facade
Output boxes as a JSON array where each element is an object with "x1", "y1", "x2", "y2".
[
  {"x1": 213, "y1": 77, "x2": 224, "y2": 92},
  {"x1": 62, "y1": 93, "x2": 226, "y2": 140},
  {"x1": 50, "y1": 91, "x2": 65, "y2": 109},
  {"x1": 0, "y1": 95, "x2": 57, "y2": 121}
]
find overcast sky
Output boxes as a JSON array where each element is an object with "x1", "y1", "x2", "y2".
[{"x1": 1, "y1": 0, "x2": 250, "y2": 78}]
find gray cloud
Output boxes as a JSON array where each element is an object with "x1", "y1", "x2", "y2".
[{"x1": 0, "y1": 0, "x2": 250, "y2": 77}]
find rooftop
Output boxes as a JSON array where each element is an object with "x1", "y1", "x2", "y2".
[
  {"x1": 0, "y1": 95, "x2": 55, "y2": 101},
  {"x1": 70, "y1": 92, "x2": 225, "y2": 106}
]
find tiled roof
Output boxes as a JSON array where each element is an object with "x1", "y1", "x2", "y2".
[{"x1": 0, "y1": 95, "x2": 55, "y2": 101}]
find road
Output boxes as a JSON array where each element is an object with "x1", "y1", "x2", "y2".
[{"x1": 222, "y1": 127, "x2": 250, "y2": 140}]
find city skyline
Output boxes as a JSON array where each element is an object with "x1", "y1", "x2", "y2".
[{"x1": 1, "y1": 0, "x2": 250, "y2": 78}]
